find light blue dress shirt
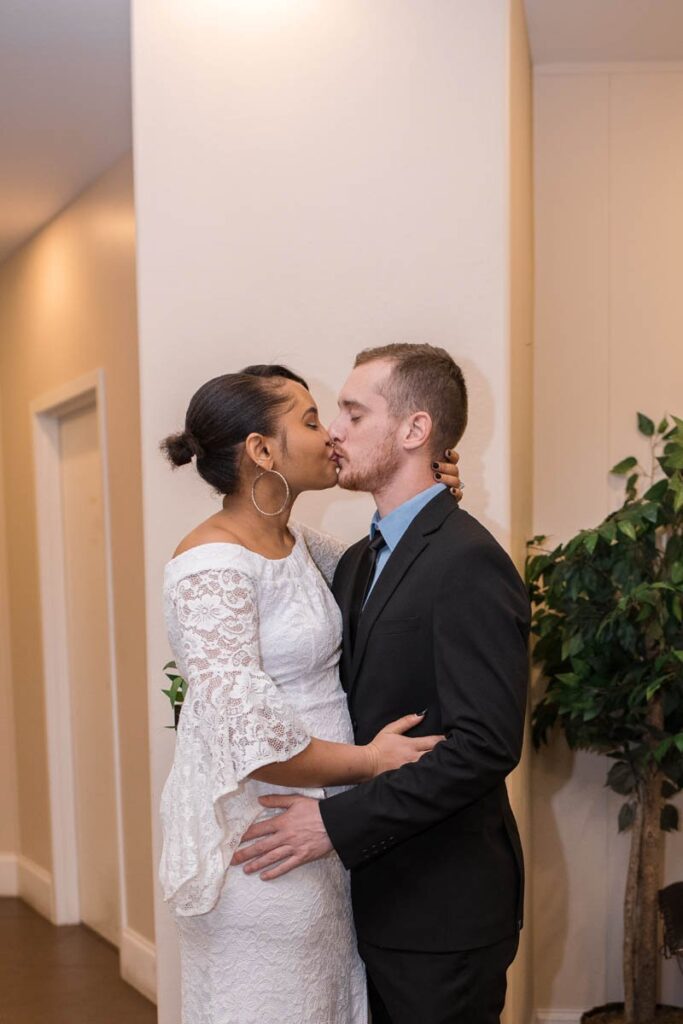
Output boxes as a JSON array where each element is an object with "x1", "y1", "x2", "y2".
[{"x1": 364, "y1": 482, "x2": 446, "y2": 601}]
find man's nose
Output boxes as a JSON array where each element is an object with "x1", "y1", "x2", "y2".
[{"x1": 328, "y1": 416, "x2": 344, "y2": 442}]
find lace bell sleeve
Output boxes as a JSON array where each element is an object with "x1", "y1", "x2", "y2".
[
  {"x1": 296, "y1": 522, "x2": 349, "y2": 587},
  {"x1": 158, "y1": 566, "x2": 311, "y2": 917}
]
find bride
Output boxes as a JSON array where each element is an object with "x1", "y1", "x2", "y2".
[{"x1": 158, "y1": 363, "x2": 461, "y2": 1024}]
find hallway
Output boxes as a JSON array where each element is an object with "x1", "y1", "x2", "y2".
[{"x1": 0, "y1": 899, "x2": 156, "y2": 1024}]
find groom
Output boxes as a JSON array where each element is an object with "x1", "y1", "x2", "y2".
[{"x1": 234, "y1": 343, "x2": 530, "y2": 1024}]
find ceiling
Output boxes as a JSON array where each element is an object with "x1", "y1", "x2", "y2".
[
  {"x1": 525, "y1": 0, "x2": 683, "y2": 65},
  {"x1": 0, "y1": 0, "x2": 131, "y2": 263},
  {"x1": 1, "y1": 1, "x2": 683, "y2": 264}
]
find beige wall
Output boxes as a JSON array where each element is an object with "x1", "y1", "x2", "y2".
[
  {"x1": 532, "y1": 66, "x2": 683, "y2": 1016},
  {"x1": 132, "y1": 1, "x2": 531, "y2": 1017},
  {"x1": 0, "y1": 402, "x2": 20, "y2": 858},
  {"x1": 0, "y1": 155, "x2": 154, "y2": 943},
  {"x1": 506, "y1": 1, "x2": 534, "y2": 1022}
]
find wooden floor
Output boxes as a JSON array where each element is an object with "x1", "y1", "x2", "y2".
[{"x1": 0, "y1": 898, "x2": 157, "y2": 1024}]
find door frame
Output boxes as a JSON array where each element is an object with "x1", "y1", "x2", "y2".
[{"x1": 31, "y1": 369, "x2": 127, "y2": 936}]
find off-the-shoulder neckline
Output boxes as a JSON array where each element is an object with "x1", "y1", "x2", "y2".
[{"x1": 165, "y1": 522, "x2": 302, "y2": 568}]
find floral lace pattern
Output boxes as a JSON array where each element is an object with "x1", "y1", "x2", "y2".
[{"x1": 159, "y1": 523, "x2": 367, "y2": 1023}]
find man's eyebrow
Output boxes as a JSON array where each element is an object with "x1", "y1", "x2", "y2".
[{"x1": 338, "y1": 399, "x2": 369, "y2": 411}]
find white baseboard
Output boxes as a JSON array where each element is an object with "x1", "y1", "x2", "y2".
[
  {"x1": 121, "y1": 925, "x2": 157, "y2": 1004},
  {"x1": 0, "y1": 853, "x2": 19, "y2": 895},
  {"x1": 17, "y1": 854, "x2": 54, "y2": 922},
  {"x1": 536, "y1": 1013, "x2": 583, "y2": 1024}
]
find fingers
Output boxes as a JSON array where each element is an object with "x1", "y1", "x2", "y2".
[
  {"x1": 243, "y1": 846, "x2": 293, "y2": 875},
  {"x1": 432, "y1": 449, "x2": 463, "y2": 496},
  {"x1": 261, "y1": 856, "x2": 304, "y2": 881},
  {"x1": 258, "y1": 795, "x2": 297, "y2": 809},
  {"x1": 417, "y1": 734, "x2": 446, "y2": 750},
  {"x1": 432, "y1": 461, "x2": 460, "y2": 477},
  {"x1": 232, "y1": 835, "x2": 280, "y2": 865},
  {"x1": 381, "y1": 712, "x2": 426, "y2": 735},
  {"x1": 239, "y1": 818, "x2": 279, "y2": 843}
]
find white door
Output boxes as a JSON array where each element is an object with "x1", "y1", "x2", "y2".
[{"x1": 59, "y1": 402, "x2": 120, "y2": 946}]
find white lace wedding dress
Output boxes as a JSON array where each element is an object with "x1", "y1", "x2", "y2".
[{"x1": 159, "y1": 522, "x2": 368, "y2": 1024}]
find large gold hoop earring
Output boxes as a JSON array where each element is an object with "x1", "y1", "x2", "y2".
[{"x1": 251, "y1": 469, "x2": 291, "y2": 517}]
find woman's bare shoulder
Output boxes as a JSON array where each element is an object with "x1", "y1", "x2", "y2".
[{"x1": 172, "y1": 519, "x2": 241, "y2": 558}]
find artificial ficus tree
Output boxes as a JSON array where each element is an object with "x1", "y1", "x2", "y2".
[{"x1": 528, "y1": 413, "x2": 683, "y2": 1024}]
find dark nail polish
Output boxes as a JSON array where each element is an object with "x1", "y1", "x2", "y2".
[
  {"x1": 417, "y1": 707, "x2": 428, "y2": 716},
  {"x1": 431, "y1": 462, "x2": 439, "y2": 470},
  {"x1": 445, "y1": 449, "x2": 451, "y2": 458},
  {"x1": 434, "y1": 472, "x2": 442, "y2": 480}
]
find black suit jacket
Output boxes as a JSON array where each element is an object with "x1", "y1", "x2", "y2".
[{"x1": 319, "y1": 489, "x2": 530, "y2": 952}]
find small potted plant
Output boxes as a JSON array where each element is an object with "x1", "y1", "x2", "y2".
[
  {"x1": 161, "y1": 660, "x2": 187, "y2": 730},
  {"x1": 527, "y1": 413, "x2": 683, "y2": 1024}
]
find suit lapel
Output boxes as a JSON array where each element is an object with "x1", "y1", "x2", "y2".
[
  {"x1": 346, "y1": 488, "x2": 459, "y2": 700},
  {"x1": 338, "y1": 541, "x2": 368, "y2": 690}
]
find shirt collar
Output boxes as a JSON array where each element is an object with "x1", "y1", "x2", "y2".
[{"x1": 369, "y1": 483, "x2": 446, "y2": 552}]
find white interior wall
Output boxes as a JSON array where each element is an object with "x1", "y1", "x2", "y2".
[
  {"x1": 132, "y1": 2, "x2": 526, "y2": 1018},
  {"x1": 532, "y1": 65, "x2": 683, "y2": 1017}
]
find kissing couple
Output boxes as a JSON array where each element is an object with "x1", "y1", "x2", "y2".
[{"x1": 159, "y1": 342, "x2": 530, "y2": 1024}]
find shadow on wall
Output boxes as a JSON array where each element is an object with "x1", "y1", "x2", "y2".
[{"x1": 531, "y1": 660, "x2": 572, "y2": 1008}]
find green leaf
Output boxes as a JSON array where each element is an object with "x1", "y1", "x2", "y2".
[
  {"x1": 611, "y1": 456, "x2": 638, "y2": 475},
  {"x1": 617, "y1": 520, "x2": 637, "y2": 542},
  {"x1": 673, "y1": 651, "x2": 683, "y2": 665},
  {"x1": 658, "y1": 417, "x2": 669, "y2": 434},
  {"x1": 675, "y1": 733, "x2": 683, "y2": 753},
  {"x1": 640, "y1": 503, "x2": 659, "y2": 524},
  {"x1": 583, "y1": 532, "x2": 599, "y2": 555},
  {"x1": 664, "y1": 449, "x2": 683, "y2": 470},
  {"x1": 661, "y1": 804, "x2": 679, "y2": 832},
  {"x1": 619, "y1": 802, "x2": 635, "y2": 832},
  {"x1": 600, "y1": 519, "x2": 617, "y2": 543},
  {"x1": 656, "y1": 737, "x2": 675, "y2": 762},
  {"x1": 644, "y1": 479, "x2": 668, "y2": 501},
  {"x1": 561, "y1": 635, "x2": 584, "y2": 660},
  {"x1": 607, "y1": 761, "x2": 636, "y2": 795},
  {"x1": 646, "y1": 680, "x2": 663, "y2": 701},
  {"x1": 638, "y1": 413, "x2": 655, "y2": 437}
]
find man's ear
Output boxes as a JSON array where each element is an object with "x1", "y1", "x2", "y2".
[
  {"x1": 244, "y1": 433, "x2": 274, "y2": 469},
  {"x1": 403, "y1": 411, "x2": 433, "y2": 451}
]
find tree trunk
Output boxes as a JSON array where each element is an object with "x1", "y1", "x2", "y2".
[
  {"x1": 624, "y1": 695, "x2": 665, "y2": 1024},
  {"x1": 624, "y1": 798, "x2": 644, "y2": 1023}
]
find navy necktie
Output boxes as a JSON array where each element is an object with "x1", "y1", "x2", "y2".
[{"x1": 349, "y1": 530, "x2": 385, "y2": 650}]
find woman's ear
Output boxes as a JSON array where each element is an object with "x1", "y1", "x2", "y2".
[
  {"x1": 244, "y1": 433, "x2": 274, "y2": 470},
  {"x1": 403, "y1": 411, "x2": 433, "y2": 451}
]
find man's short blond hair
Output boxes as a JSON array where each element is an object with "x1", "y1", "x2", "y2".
[{"x1": 354, "y1": 343, "x2": 468, "y2": 457}]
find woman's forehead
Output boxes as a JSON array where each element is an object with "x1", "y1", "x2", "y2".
[{"x1": 282, "y1": 378, "x2": 315, "y2": 412}]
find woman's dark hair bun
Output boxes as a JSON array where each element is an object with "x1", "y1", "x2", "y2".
[
  {"x1": 160, "y1": 430, "x2": 202, "y2": 467},
  {"x1": 159, "y1": 364, "x2": 309, "y2": 494}
]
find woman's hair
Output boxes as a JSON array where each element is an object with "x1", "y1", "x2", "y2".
[{"x1": 160, "y1": 364, "x2": 309, "y2": 495}]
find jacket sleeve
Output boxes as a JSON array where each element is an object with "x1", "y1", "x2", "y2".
[{"x1": 319, "y1": 539, "x2": 530, "y2": 870}]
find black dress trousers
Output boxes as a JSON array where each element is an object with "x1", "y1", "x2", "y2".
[{"x1": 359, "y1": 931, "x2": 520, "y2": 1024}]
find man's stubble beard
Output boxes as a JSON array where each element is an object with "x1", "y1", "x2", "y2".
[{"x1": 337, "y1": 428, "x2": 401, "y2": 494}]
